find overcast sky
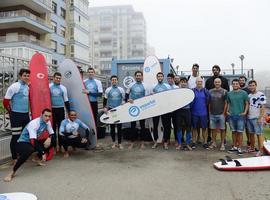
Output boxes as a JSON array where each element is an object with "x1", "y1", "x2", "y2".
[{"x1": 90, "y1": 0, "x2": 270, "y2": 72}]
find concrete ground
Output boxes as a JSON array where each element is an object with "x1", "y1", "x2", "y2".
[{"x1": 1, "y1": 137, "x2": 270, "y2": 200}]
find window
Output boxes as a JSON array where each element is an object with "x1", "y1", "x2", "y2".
[
  {"x1": 52, "y1": 2, "x2": 57, "y2": 14},
  {"x1": 59, "y1": 44, "x2": 66, "y2": 54},
  {"x1": 70, "y1": 28, "x2": 74, "y2": 39},
  {"x1": 51, "y1": 21, "x2": 57, "y2": 33},
  {"x1": 78, "y1": 16, "x2": 81, "y2": 22},
  {"x1": 60, "y1": 26, "x2": 66, "y2": 37},
  {"x1": 70, "y1": 45, "x2": 74, "y2": 53},
  {"x1": 60, "y1": 8, "x2": 66, "y2": 19},
  {"x1": 51, "y1": 40, "x2": 57, "y2": 52},
  {"x1": 52, "y1": 59, "x2": 57, "y2": 65}
]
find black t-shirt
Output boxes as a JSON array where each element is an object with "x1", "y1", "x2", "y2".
[{"x1": 205, "y1": 76, "x2": 230, "y2": 91}]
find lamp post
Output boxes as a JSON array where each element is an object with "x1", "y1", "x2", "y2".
[
  {"x1": 239, "y1": 55, "x2": 244, "y2": 74},
  {"x1": 231, "y1": 63, "x2": 235, "y2": 75},
  {"x1": 176, "y1": 65, "x2": 179, "y2": 75}
]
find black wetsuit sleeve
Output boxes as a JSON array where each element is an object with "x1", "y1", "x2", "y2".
[
  {"x1": 64, "y1": 101, "x2": 70, "y2": 112},
  {"x1": 103, "y1": 97, "x2": 107, "y2": 108},
  {"x1": 125, "y1": 93, "x2": 129, "y2": 102}
]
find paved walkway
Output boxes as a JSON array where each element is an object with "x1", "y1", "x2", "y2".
[{"x1": 1, "y1": 138, "x2": 270, "y2": 200}]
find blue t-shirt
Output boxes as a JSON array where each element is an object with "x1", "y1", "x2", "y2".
[
  {"x1": 84, "y1": 78, "x2": 103, "y2": 102},
  {"x1": 60, "y1": 118, "x2": 89, "y2": 138},
  {"x1": 191, "y1": 88, "x2": 210, "y2": 116},
  {"x1": 5, "y1": 80, "x2": 29, "y2": 113},
  {"x1": 104, "y1": 85, "x2": 125, "y2": 108},
  {"x1": 127, "y1": 81, "x2": 146, "y2": 100},
  {"x1": 49, "y1": 83, "x2": 68, "y2": 108}
]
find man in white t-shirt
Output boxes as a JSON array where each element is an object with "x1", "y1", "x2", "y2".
[
  {"x1": 188, "y1": 63, "x2": 205, "y2": 89},
  {"x1": 247, "y1": 80, "x2": 266, "y2": 156}
]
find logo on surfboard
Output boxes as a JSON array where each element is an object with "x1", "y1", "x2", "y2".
[
  {"x1": 64, "y1": 71, "x2": 72, "y2": 78},
  {"x1": 128, "y1": 106, "x2": 140, "y2": 117},
  {"x1": 37, "y1": 73, "x2": 45, "y2": 79},
  {"x1": 123, "y1": 76, "x2": 135, "y2": 89},
  {"x1": 144, "y1": 67, "x2": 150, "y2": 73}
]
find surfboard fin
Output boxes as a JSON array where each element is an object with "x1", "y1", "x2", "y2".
[
  {"x1": 234, "y1": 160, "x2": 242, "y2": 167},
  {"x1": 103, "y1": 117, "x2": 109, "y2": 120},
  {"x1": 225, "y1": 156, "x2": 233, "y2": 162},
  {"x1": 114, "y1": 120, "x2": 120, "y2": 124},
  {"x1": 219, "y1": 159, "x2": 227, "y2": 165},
  {"x1": 110, "y1": 109, "x2": 117, "y2": 112}
]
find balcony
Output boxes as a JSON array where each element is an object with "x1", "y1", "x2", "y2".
[
  {"x1": 0, "y1": 10, "x2": 52, "y2": 34},
  {"x1": 0, "y1": 35, "x2": 51, "y2": 53},
  {"x1": 0, "y1": 0, "x2": 52, "y2": 13}
]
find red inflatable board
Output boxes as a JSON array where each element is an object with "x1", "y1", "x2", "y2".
[{"x1": 29, "y1": 52, "x2": 53, "y2": 161}]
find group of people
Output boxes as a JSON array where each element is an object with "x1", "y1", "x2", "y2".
[{"x1": 2, "y1": 64, "x2": 266, "y2": 182}]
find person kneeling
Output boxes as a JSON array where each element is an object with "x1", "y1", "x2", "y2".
[
  {"x1": 60, "y1": 110, "x2": 90, "y2": 158},
  {"x1": 4, "y1": 108, "x2": 55, "y2": 182}
]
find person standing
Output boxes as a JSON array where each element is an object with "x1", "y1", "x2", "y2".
[
  {"x1": 227, "y1": 79, "x2": 248, "y2": 155},
  {"x1": 208, "y1": 78, "x2": 227, "y2": 151},
  {"x1": 191, "y1": 77, "x2": 210, "y2": 149},
  {"x1": 83, "y1": 67, "x2": 103, "y2": 126},
  {"x1": 3, "y1": 68, "x2": 31, "y2": 164},
  {"x1": 188, "y1": 64, "x2": 205, "y2": 89},
  {"x1": 151, "y1": 72, "x2": 171, "y2": 150},
  {"x1": 49, "y1": 72, "x2": 70, "y2": 152},
  {"x1": 126, "y1": 71, "x2": 148, "y2": 149},
  {"x1": 103, "y1": 75, "x2": 125, "y2": 149},
  {"x1": 246, "y1": 80, "x2": 266, "y2": 156}
]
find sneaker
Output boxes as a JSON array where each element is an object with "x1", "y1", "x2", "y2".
[
  {"x1": 237, "y1": 148, "x2": 243, "y2": 156},
  {"x1": 220, "y1": 145, "x2": 225, "y2": 151},
  {"x1": 203, "y1": 143, "x2": 209, "y2": 150},
  {"x1": 227, "y1": 147, "x2": 238, "y2": 154},
  {"x1": 247, "y1": 148, "x2": 256, "y2": 153},
  {"x1": 191, "y1": 143, "x2": 196, "y2": 149},
  {"x1": 152, "y1": 142, "x2": 158, "y2": 149}
]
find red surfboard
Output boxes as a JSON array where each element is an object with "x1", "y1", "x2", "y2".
[{"x1": 29, "y1": 52, "x2": 53, "y2": 161}]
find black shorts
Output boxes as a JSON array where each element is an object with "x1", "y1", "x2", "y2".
[
  {"x1": 175, "y1": 109, "x2": 191, "y2": 130},
  {"x1": 10, "y1": 111, "x2": 30, "y2": 135}
]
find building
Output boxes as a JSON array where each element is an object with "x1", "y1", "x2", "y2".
[
  {"x1": 50, "y1": 0, "x2": 68, "y2": 65},
  {"x1": 66, "y1": 0, "x2": 90, "y2": 70},
  {"x1": 89, "y1": 5, "x2": 147, "y2": 75},
  {"x1": 0, "y1": 0, "x2": 53, "y2": 64}
]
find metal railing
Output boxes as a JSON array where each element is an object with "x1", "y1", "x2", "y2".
[
  {"x1": 0, "y1": 35, "x2": 49, "y2": 48},
  {"x1": 0, "y1": 10, "x2": 52, "y2": 29}
]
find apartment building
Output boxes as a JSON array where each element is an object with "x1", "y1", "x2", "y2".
[
  {"x1": 89, "y1": 5, "x2": 147, "y2": 75},
  {"x1": 0, "y1": 0, "x2": 53, "y2": 63}
]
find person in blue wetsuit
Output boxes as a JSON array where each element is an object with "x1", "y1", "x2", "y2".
[
  {"x1": 49, "y1": 72, "x2": 70, "y2": 152},
  {"x1": 103, "y1": 75, "x2": 125, "y2": 149},
  {"x1": 83, "y1": 67, "x2": 103, "y2": 128},
  {"x1": 4, "y1": 108, "x2": 55, "y2": 182},
  {"x1": 3, "y1": 68, "x2": 31, "y2": 164},
  {"x1": 60, "y1": 110, "x2": 90, "y2": 158},
  {"x1": 151, "y1": 72, "x2": 171, "y2": 150},
  {"x1": 126, "y1": 70, "x2": 148, "y2": 150}
]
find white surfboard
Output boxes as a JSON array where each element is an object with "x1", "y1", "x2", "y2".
[
  {"x1": 100, "y1": 88, "x2": 194, "y2": 124},
  {"x1": 58, "y1": 59, "x2": 97, "y2": 149},
  {"x1": 143, "y1": 55, "x2": 163, "y2": 143},
  {"x1": 263, "y1": 140, "x2": 270, "y2": 155},
  {"x1": 214, "y1": 156, "x2": 270, "y2": 171},
  {"x1": 0, "y1": 193, "x2": 37, "y2": 200}
]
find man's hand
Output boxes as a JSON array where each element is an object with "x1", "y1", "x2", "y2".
[
  {"x1": 103, "y1": 107, "x2": 108, "y2": 114},
  {"x1": 128, "y1": 99, "x2": 134, "y2": 104},
  {"x1": 82, "y1": 89, "x2": 89, "y2": 94},
  {"x1": 257, "y1": 117, "x2": 263, "y2": 124},
  {"x1": 42, "y1": 154, "x2": 46, "y2": 162},
  {"x1": 240, "y1": 112, "x2": 246, "y2": 116},
  {"x1": 44, "y1": 137, "x2": 51, "y2": 148}
]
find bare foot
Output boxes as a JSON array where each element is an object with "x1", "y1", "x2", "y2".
[
  {"x1": 175, "y1": 145, "x2": 181, "y2": 150},
  {"x1": 186, "y1": 145, "x2": 193, "y2": 151},
  {"x1": 140, "y1": 143, "x2": 145, "y2": 150},
  {"x1": 32, "y1": 158, "x2": 46, "y2": 166},
  {"x1": 111, "y1": 143, "x2": 117, "y2": 149},
  {"x1": 128, "y1": 143, "x2": 134, "y2": 150},
  {"x1": 4, "y1": 171, "x2": 15, "y2": 182},
  {"x1": 119, "y1": 144, "x2": 124, "y2": 150},
  {"x1": 63, "y1": 152, "x2": 69, "y2": 158}
]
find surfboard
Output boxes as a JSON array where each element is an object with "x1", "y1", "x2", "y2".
[
  {"x1": 143, "y1": 55, "x2": 163, "y2": 143},
  {"x1": 58, "y1": 59, "x2": 97, "y2": 149},
  {"x1": 100, "y1": 88, "x2": 194, "y2": 124},
  {"x1": 29, "y1": 52, "x2": 53, "y2": 161},
  {"x1": 263, "y1": 140, "x2": 270, "y2": 155},
  {"x1": 213, "y1": 155, "x2": 270, "y2": 171},
  {"x1": 0, "y1": 192, "x2": 37, "y2": 200}
]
